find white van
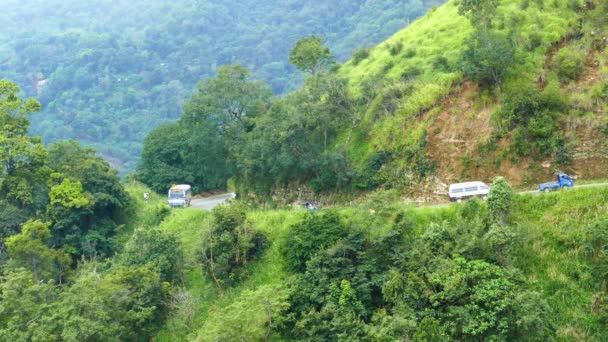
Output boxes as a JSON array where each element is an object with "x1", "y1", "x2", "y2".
[
  {"x1": 448, "y1": 181, "x2": 489, "y2": 202},
  {"x1": 168, "y1": 184, "x2": 192, "y2": 207}
]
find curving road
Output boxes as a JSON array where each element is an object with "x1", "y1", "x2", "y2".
[
  {"x1": 190, "y1": 193, "x2": 236, "y2": 210},
  {"x1": 419, "y1": 182, "x2": 608, "y2": 209},
  {"x1": 187, "y1": 183, "x2": 608, "y2": 211}
]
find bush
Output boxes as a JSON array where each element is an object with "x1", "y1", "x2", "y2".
[
  {"x1": 461, "y1": 29, "x2": 515, "y2": 87},
  {"x1": 389, "y1": 42, "x2": 404, "y2": 56},
  {"x1": 431, "y1": 56, "x2": 450, "y2": 71},
  {"x1": 352, "y1": 48, "x2": 371, "y2": 66},
  {"x1": 487, "y1": 177, "x2": 514, "y2": 225},
  {"x1": 404, "y1": 48, "x2": 417, "y2": 58},
  {"x1": 199, "y1": 203, "x2": 267, "y2": 287},
  {"x1": 553, "y1": 46, "x2": 586, "y2": 82},
  {"x1": 119, "y1": 228, "x2": 183, "y2": 283},
  {"x1": 280, "y1": 211, "x2": 348, "y2": 272}
]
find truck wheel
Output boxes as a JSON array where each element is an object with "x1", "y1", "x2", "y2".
[{"x1": 544, "y1": 188, "x2": 550, "y2": 193}]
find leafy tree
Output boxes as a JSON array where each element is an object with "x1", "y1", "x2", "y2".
[
  {"x1": 138, "y1": 65, "x2": 272, "y2": 193},
  {"x1": 0, "y1": 80, "x2": 47, "y2": 209},
  {"x1": 58, "y1": 264, "x2": 168, "y2": 341},
  {"x1": 137, "y1": 122, "x2": 198, "y2": 193},
  {"x1": 461, "y1": 29, "x2": 516, "y2": 88},
  {"x1": 487, "y1": 176, "x2": 514, "y2": 225},
  {"x1": 199, "y1": 284, "x2": 291, "y2": 341},
  {"x1": 5, "y1": 220, "x2": 70, "y2": 283},
  {"x1": 280, "y1": 211, "x2": 348, "y2": 272},
  {"x1": 183, "y1": 65, "x2": 272, "y2": 127},
  {"x1": 457, "y1": 0, "x2": 499, "y2": 27},
  {"x1": 199, "y1": 203, "x2": 267, "y2": 288},
  {"x1": 46, "y1": 141, "x2": 129, "y2": 259},
  {"x1": 0, "y1": 80, "x2": 42, "y2": 178},
  {"x1": 289, "y1": 35, "x2": 335, "y2": 74},
  {"x1": 118, "y1": 228, "x2": 184, "y2": 283},
  {"x1": 0, "y1": 268, "x2": 61, "y2": 341}
]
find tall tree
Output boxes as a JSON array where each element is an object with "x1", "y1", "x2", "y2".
[{"x1": 289, "y1": 35, "x2": 335, "y2": 74}]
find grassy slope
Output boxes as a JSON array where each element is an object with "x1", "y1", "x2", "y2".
[
  {"x1": 336, "y1": 0, "x2": 608, "y2": 193},
  {"x1": 131, "y1": 181, "x2": 608, "y2": 340},
  {"x1": 123, "y1": 0, "x2": 608, "y2": 339}
]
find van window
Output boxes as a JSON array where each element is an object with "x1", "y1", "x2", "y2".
[
  {"x1": 464, "y1": 186, "x2": 478, "y2": 192},
  {"x1": 451, "y1": 188, "x2": 463, "y2": 193},
  {"x1": 480, "y1": 185, "x2": 489, "y2": 190}
]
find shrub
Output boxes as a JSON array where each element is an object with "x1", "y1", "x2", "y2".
[
  {"x1": 553, "y1": 46, "x2": 586, "y2": 82},
  {"x1": 389, "y1": 42, "x2": 404, "y2": 56},
  {"x1": 431, "y1": 55, "x2": 450, "y2": 71},
  {"x1": 487, "y1": 177, "x2": 514, "y2": 225},
  {"x1": 461, "y1": 29, "x2": 515, "y2": 88},
  {"x1": 119, "y1": 228, "x2": 183, "y2": 283},
  {"x1": 280, "y1": 211, "x2": 348, "y2": 272},
  {"x1": 352, "y1": 48, "x2": 371, "y2": 66},
  {"x1": 199, "y1": 203, "x2": 267, "y2": 287},
  {"x1": 404, "y1": 48, "x2": 417, "y2": 58},
  {"x1": 400, "y1": 67, "x2": 422, "y2": 80}
]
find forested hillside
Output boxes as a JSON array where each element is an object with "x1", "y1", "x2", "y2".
[
  {"x1": 139, "y1": 0, "x2": 607, "y2": 200},
  {"x1": 0, "y1": 0, "x2": 443, "y2": 172},
  {"x1": 154, "y1": 182, "x2": 608, "y2": 341}
]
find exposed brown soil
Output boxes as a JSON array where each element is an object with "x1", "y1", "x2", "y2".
[{"x1": 423, "y1": 52, "x2": 607, "y2": 194}]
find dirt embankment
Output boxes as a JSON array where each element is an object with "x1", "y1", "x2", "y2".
[{"x1": 423, "y1": 52, "x2": 607, "y2": 192}]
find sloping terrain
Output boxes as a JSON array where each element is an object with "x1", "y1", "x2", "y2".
[
  {"x1": 336, "y1": 0, "x2": 607, "y2": 198},
  {"x1": 0, "y1": 0, "x2": 443, "y2": 172}
]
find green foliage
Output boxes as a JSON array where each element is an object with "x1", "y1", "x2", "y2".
[
  {"x1": 199, "y1": 284, "x2": 291, "y2": 341},
  {"x1": 487, "y1": 176, "x2": 514, "y2": 225},
  {"x1": 118, "y1": 228, "x2": 184, "y2": 283},
  {"x1": 461, "y1": 29, "x2": 516, "y2": 87},
  {"x1": 553, "y1": 45, "x2": 587, "y2": 82},
  {"x1": 0, "y1": 80, "x2": 46, "y2": 209},
  {"x1": 49, "y1": 178, "x2": 89, "y2": 208},
  {"x1": 138, "y1": 65, "x2": 272, "y2": 193},
  {"x1": 496, "y1": 78, "x2": 570, "y2": 159},
  {"x1": 2, "y1": 0, "x2": 443, "y2": 173},
  {"x1": 352, "y1": 47, "x2": 371, "y2": 66},
  {"x1": 290, "y1": 35, "x2": 335, "y2": 74},
  {"x1": 5, "y1": 220, "x2": 71, "y2": 283},
  {"x1": 457, "y1": 0, "x2": 499, "y2": 26},
  {"x1": 280, "y1": 211, "x2": 348, "y2": 272},
  {"x1": 0, "y1": 268, "x2": 60, "y2": 341},
  {"x1": 58, "y1": 264, "x2": 168, "y2": 341},
  {"x1": 199, "y1": 203, "x2": 268, "y2": 287}
]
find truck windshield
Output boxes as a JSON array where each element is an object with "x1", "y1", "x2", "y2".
[{"x1": 169, "y1": 192, "x2": 185, "y2": 199}]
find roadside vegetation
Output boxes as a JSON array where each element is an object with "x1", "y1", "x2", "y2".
[
  {"x1": 147, "y1": 182, "x2": 608, "y2": 341},
  {"x1": 138, "y1": 0, "x2": 608, "y2": 203}
]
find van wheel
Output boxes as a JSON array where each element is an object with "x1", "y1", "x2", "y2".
[
  {"x1": 456, "y1": 198, "x2": 462, "y2": 203},
  {"x1": 482, "y1": 195, "x2": 488, "y2": 200},
  {"x1": 544, "y1": 188, "x2": 550, "y2": 193}
]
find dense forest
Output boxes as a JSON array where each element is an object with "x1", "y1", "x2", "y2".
[
  {"x1": 0, "y1": 0, "x2": 444, "y2": 173},
  {"x1": 2, "y1": 0, "x2": 608, "y2": 340},
  {"x1": 138, "y1": 0, "x2": 608, "y2": 200}
]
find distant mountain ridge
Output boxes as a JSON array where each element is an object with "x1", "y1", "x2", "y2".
[{"x1": 0, "y1": 0, "x2": 444, "y2": 172}]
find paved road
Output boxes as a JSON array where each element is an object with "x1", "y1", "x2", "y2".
[
  {"x1": 190, "y1": 193, "x2": 236, "y2": 210},
  {"x1": 188, "y1": 183, "x2": 608, "y2": 211},
  {"x1": 419, "y1": 182, "x2": 608, "y2": 209}
]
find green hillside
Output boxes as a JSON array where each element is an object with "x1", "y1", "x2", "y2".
[
  {"x1": 149, "y1": 184, "x2": 608, "y2": 340},
  {"x1": 140, "y1": 0, "x2": 607, "y2": 201},
  {"x1": 0, "y1": 0, "x2": 443, "y2": 173}
]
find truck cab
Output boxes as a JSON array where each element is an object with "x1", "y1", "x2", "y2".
[
  {"x1": 539, "y1": 173, "x2": 573, "y2": 192},
  {"x1": 168, "y1": 184, "x2": 192, "y2": 207}
]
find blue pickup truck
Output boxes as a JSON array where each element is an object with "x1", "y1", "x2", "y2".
[{"x1": 539, "y1": 173, "x2": 574, "y2": 192}]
